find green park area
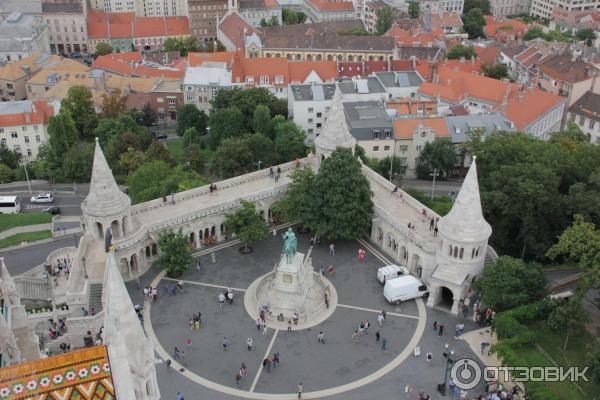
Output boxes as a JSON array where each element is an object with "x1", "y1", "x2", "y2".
[
  {"x1": 0, "y1": 213, "x2": 52, "y2": 233},
  {"x1": 0, "y1": 231, "x2": 52, "y2": 249}
]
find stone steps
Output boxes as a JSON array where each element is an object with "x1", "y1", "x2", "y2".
[
  {"x1": 88, "y1": 283, "x2": 103, "y2": 313},
  {"x1": 15, "y1": 278, "x2": 51, "y2": 301}
]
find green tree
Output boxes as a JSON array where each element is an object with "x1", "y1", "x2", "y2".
[
  {"x1": 473, "y1": 256, "x2": 546, "y2": 311},
  {"x1": 447, "y1": 44, "x2": 478, "y2": 60},
  {"x1": 547, "y1": 299, "x2": 589, "y2": 350},
  {"x1": 100, "y1": 88, "x2": 127, "y2": 118},
  {"x1": 482, "y1": 63, "x2": 509, "y2": 80},
  {"x1": 243, "y1": 133, "x2": 278, "y2": 168},
  {"x1": 275, "y1": 167, "x2": 316, "y2": 222},
  {"x1": 209, "y1": 136, "x2": 253, "y2": 178},
  {"x1": 463, "y1": 8, "x2": 486, "y2": 39},
  {"x1": 93, "y1": 42, "x2": 113, "y2": 58},
  {"x1": 61, "y1": 142, "x2": 94, "y2": 182},
  {"x1": 176, "y1": 104, "x2": 208, "y2": 136},
  {"x1": 163, "y1": 36, "x2": 199, "y2": 56},
  {"x1": 260, "y1": 18, "x2": 268, "y2": 27},
  {"x1": 0, "y1": 164, "x2": 14, "y2": 183},
  {"x1": 274, "y1": 121, "x2": 307, "y2": 162},
  {"x1": 46, "y1": 113, "x2": 78, "y2": 172},
  {"x1": 208, "y1": 106, "x2": 245, "y2": 149},
  {"x1": 408, "y1": 1, "x2": 419, "y2": 18},
  {"x1": 587, "y1": 338, "x2": 600, "y2": 384},
  {"x1": 0, "y1": 144, "x2": 21, "y2": 170},
  {"x1": 576, "y1": 28, "x2": 597, "y2": 47},
  {"x1": 157, "y1": 229, "x2": 193, "y2": 277},
  {"x1": 523, "y1": 27, "x2": 546, "y2": 41},
  {"x1": 415, "y1": 138, "x2": 456, "y2": 179},
  {"x1": 305, "y1": 148, "x2": 373, "y2": 240},
  {"x1": 373, "y1": 156, "x2": 406, "y2": 182},
  {"x1": 211, "y1": 87, "x2": 287, "y2": 127},
  {"x1": 547, "y1": 215, "x2": 600, "y2": 290},
  {"x1": 119, "y1": 148, "x2": 146, "y2": 175},
  {"x1": 464, "y1": 0, "x2": 490, "y2": 14},
  {"x1": 145, "y1": 141, "x2": 176, "y2": 166},
  {"x1": 252, "y1": 104, "x2": 274, "y2": 138},
  {"x1": 282, "y1": 9, "x2": 307, "y2": 25},
  {"x1": 60, "y1": 86, "x2": 98, "y2": 140},
  {"x1": 375, "y1": 5, "x2": 394, "y2": 35},
  {"x1": 269, "y1": 15, "x2": 280, "y2": 26},
  {"x1": 141, "y1": 103, "x2": 157, "y2": 127},
  {"x1": 183, "y1": 127, "x2": 202, "y2": 147},
  {"x1": 183, "y1": 144, "x2": 205, "y2": 173},
  {"x1": 224, "y1": 200, "x2": 269, "y2": 253}
]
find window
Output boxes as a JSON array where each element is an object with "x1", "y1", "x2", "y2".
[
  {"x1": 416, "y1": 145, "x2": 422, "y2": 151},
  {"x1": 421, "y1": 130, "x2": 427, "y2": 137},
  {"x1": 308, "y1": 128, "x2": 313, "y2": 134},
  {"x1": 316, "y1": 112, "x2": 322, "y2": 118},
  {"x1": 27, "y1": 149, "x2": 32, "y2": 157},
  {"x1": 308, "y1": 107, "x2": 314, "y2": 113},
  {"x1": 21, "y1": 126, "x2": 26, "y2": 132},
  {"x1": 0, "y1": 128, "x2": 3, "y2": 133},
  {"x1": 384, "y1": 145, "x2": 390, "y2": 151},
  {"x1": 157, "y1": 97, "x2": 164, "y2": 103},
  {"x1": 384, "y1": 129, "x2": 391, "y2": 139},
  {"x1": 13, "y1": 145, "x2": 20, "y2": 153},
  {"x1": 24, "y1": 136, "x2": 29, "y2": 143},
  {"x1": 308, "y1": 118, "x2": 313, "y2": 123},
  {"x1": 10, "y1": 132, "x2": 17, "y2": 139},
  {"x1": 0, "y1": 139, "x2": 4, "y2": 145},
  {"x1": 35, "y1": 135, "x2": 40, "y2": 143},
  {"x1": 33, "y1": 125, "x2": 38, "y2": 131},
  {"x1": 246, "y1": 76, "x2": 255, "y2": 84},
  {"x1": 186, "y1": 86, "x2": 192, "y2": 91},
  {"x1": 259, "y1": 75, "x2": 269, "y2": 84},
  {"x1": 373, "y1": 146, "x2": 379, "y2": 151},
  {"x1": 275, "y1": 75, "x2": 284, "y2": 84},
  {"x1": 459, "y1": 248, "x2": 464, "y2": 259},
  {"x1": 316, "y1": 123, "x2": 322, "y2": 128}
]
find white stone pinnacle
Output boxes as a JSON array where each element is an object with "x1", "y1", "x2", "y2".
[{"x1": 314, "y1": 85, "x2": 357, "y2": 152}]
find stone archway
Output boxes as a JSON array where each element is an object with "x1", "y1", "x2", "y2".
[
  {"x1": 111, "y1": 220, "x2": 120, "y2": 239},
  {"x1": 122, "y1": 216, "x2": 128, "y2": 235},
  {"x1": 440, "y1": 287, "x2": 454, "y2": 310},
  {"x1": 120, "y1": 258, "x2": 129, "y2": 277},
  {"x1": 189, "y1": 232, "x2": 196, "y2": 249},
  {"x1": 410, "y1": 253, "x2": 421, "y2": 274},
  {"x1": 96, "y1": 222, "x2": 104, "y2": 239},
  {"x1": 146, "y1": 246, "x2": 151, "y2": 258}
]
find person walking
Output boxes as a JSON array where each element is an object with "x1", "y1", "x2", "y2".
[
  {"x1": 297, "y1": 383, "x2": 303, "y2": 399},
  {"x1": 287, "y1": 319, "x2": 292, "y2": 332},
  {"x1": 196, "y1": 259, "x2": 201, "y2": 273},
  {"x1": 262, "y1": 324, "x2": 268, "y2": 336},
  {"x1": 210, "y1": 251, "x2": 216, "y2": 263},
  {"x1": 381, "y1": 337, "x2": 387, "y2": 350},
  {"x1": 177, "y1": 392, "x2": 185, "y2": 400},
  {"x1": 377, "y1": 313, "x2": 384, "y2": 327},
  {"x1": 317, "y1": 331, "x2": 325, "y2": 344},
  {"x1": 218, "y1": 292, "x2": 225, "y2": 308},
  {"x1": 222, "y1": 337, "x2": 230, "y2": 351},
  {"x1": 375, "y1": 330, "x2": 380, "y2": 342},
  {"x1": 227, "y1": 290, "x2": 234, "y2": 305},
  {"x1": 173, "y1": 347, "x2": 181, "y2": 359},
  {"x1": 426, "y1": 352, "x2": 433, "y2": 364},
  {"x1": 438, "y1": 323, "x2": 444, "y2": 336},
  {"x1": 247, "y1": 337, "x2": 253, "y2": 351},
  {"x1": 256, "y1": 318, "x2": 262, "y2": 331},
  {"x1": 235, "y1": 372, "x2": 242, "y2": 386},
  {"x1": 433, "y1": 320, "x2": 438, "y2": 333},
  {"x1": 329, "y1": 243, "x2": 335, "y2": 256},
  {"x1": 272, "y1": 353, "x2": 280, "y2": 368}
]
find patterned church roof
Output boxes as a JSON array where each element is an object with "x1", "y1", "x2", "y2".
[{"x1": 0, "y1": 345, "x2": 115, "y2": 400}]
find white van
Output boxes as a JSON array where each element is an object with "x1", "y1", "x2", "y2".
[
  {"x1": 376, "y1": 264, "x2": 409, "y2": 284},
  {"x1": 383, "y1": 275, "x2": 428, "y2": 304}
]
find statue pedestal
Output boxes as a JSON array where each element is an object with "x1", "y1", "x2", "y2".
[{"x1": 245, "y1": 248, "x2": 337, "y2": 329}]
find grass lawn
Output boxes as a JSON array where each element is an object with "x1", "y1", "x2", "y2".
[
  {"x1": 403, "y1": 187, "x2": 453, "y2": 216},
  {"x1": 166, "y1": 138, "x2": 184, "y2": 163},
  {"x1": 517, "y1": 322, "x2": 600, "y2": 399},
  {"x1": 0, "y1": 213, "x2": 52, "y2": 233},
  {"x1": 0, "y1": 230, "x2": 52, "y2": 249}
]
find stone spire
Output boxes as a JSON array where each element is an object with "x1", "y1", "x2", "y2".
[
  {"x1": 81, "y1": 138, "x2": 131, "y2": 218},
  {"x1": 437, "y1": 157, "x2": 492, "y2": 242},
  {"x1": 314, "y1": 85, "x2": 357, "y2": 155},
  {"x1": 103, "y1": 252, "x2": 159, "y2": 399}
]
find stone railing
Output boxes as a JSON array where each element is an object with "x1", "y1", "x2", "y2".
[
  {"x1": 361, "y1": 164, "x2": 440, "y2": 219},
  {"x1": 65, "y1": 311, "x2": 105, "y2": 349},
  {"x1": 66, "y1": 234, "x2": 93, "y2": 298},
  {"x1": 19, "y1": 247, "x2": 77, "y2": 279},
  {"x1": 373, "y1": 204, "x2": 436, "y2": 253},
  {"x1": 130, "y1": 158, "x2": 309, "y2": 217},
  {"x1": 0, "y1": 223, "x2": 52, "y2": 240}
]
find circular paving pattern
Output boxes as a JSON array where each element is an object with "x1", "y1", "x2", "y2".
[{"x1": 143, "y1": 235, "x2": 427, "y2": 399}]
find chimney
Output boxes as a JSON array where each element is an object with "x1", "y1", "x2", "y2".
[
  {"x1": 411, "y1": 57, "x2": 416, "y2": 70},
  {"x1": 24, "y1": 113, "x2": 31, "y2": 124}
]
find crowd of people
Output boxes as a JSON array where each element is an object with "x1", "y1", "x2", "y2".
[{"x1": 43, "y1": 257, "x2": 71, "y2": 285}]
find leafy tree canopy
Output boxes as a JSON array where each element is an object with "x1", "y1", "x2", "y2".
[
  {"x1": 473, "y1": 256, "x2": 546, "y2": 311},
  {"x1": 164, "y1": 36, "x2": 199, "y2": 56},
  {"x1": 93, "y1": 42, "x2": 113, "y2": 58},
  {"x1": 224, "y1": 200, "x2": 269, "y2": 252},
  {"x1": 482, "y1": 63, "x2": 509, "y2": 80},
  {"x1": 210, "y1": 133, "x2": 277, "y2": 178},
  {"x1": 60, "y1": 85, "x2": 98, "y2": 140},
  {"x1": 408, "y1": 1, "x2": 419, "y2": 18},
  {"x1": 463, "y1": 0, "x2": 490, "y2": 14},
  {"x1": 415, "y1": 138, "x2": 456, "y2": 179},
  {"x1": 274, "y1": 121, "x2": 307, "y2": 162},
  {"x1": 208, "y1": 106, "x2": 245, "y2": 149},
  {"x1": 375, "y1": 5, "x2": 394, "y2": 35},
  {"x1": 282, "y1": 9, "x2": 307, "y2": 25},
  {"x1": 157, "y1": 229, "x2": 193, "y2": 276},
  {"x1": 176, "y1": 104, "x2": 208, "y2": 136},
  {"x1": 100, "y1": 88, "x2": 127, "y2": 118},
  {"x1": 447, "y1": 44, "x2": 478, "y2": 60},
  {"x1": 576, "y1": 28, "x2": 597, "y2": 47},
  {"x1": 463, "y1": 8, "x2": 487, "y2": 39}
]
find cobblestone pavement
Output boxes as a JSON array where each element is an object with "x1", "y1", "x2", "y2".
[{"x1": 127, "y1": 229, "x2": 487, "y2": 399}]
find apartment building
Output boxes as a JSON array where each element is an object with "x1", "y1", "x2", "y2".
[
  {"x1": 89, "y1": 0, "x2": 188, "y2": 16},
  {"x1": 567, "y1": 91, "x2": 600, "y2": 142},
  {"x1": 42, "y1": 2, "x2": 88, "y2": 55},
  {"x1": 490, "y1": 0, "x2": 531, "y2": 18},
  {"x1": 0, "y1": 53, "x2": 58, "y2": 101},
  {"x1": 530, "y1": 0, "x2": 600, "y2": 21},
  {"x1": 187, "y1": 0, "x2": 228, "y2": 44},
  {"x1": 183, "y1": 63, "x2": 232, "y2": 112}
]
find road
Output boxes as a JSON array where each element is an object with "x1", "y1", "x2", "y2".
[
  {"x1": 0, "y1": 181, "x2": 89, "y2": 217},
  {"x1": 400, "y1": 178, "x2": 462, "y2": 197}
]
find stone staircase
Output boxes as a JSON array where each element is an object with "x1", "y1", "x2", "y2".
[
  {"x1": 14, "y1": 278, "x2": 51, "y2": 301},
  {"x1": 88, "y1": 283, "x2": 103, "y2": 313}
]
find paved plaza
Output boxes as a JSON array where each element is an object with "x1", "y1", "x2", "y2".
[{"x1": 127, "y1": 228, "x2": 488, "y2": 399}]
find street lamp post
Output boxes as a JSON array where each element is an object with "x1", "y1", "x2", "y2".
[
  {"x1": 430, "y1": 168, "x2": 439, "y2": 200},
  {"x1": 81, "y1": 256, "x2": 88, "y2": 280},
  {"x1": 257, "y1": 160, "x2": 262, "y2": 171},
  {"x1": 389, "y1": 144, "x2": 396, "y2": 183},
  {"x1": 23, "y1": 163, "x2": 32, "y2": 195},
  {"x1": 438, "y1": 343, "x2": 455, "y2": 396}
]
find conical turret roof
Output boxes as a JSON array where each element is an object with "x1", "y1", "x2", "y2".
[
  {"x1": 314, "y1": 86, "x2": 357, "y2": 152},
  {"x1": 82, "y1": 138, "x2": 131, "y2": 217},
  {"x1": 437, "y1": 157, "x2": 492, "y2": 242}
]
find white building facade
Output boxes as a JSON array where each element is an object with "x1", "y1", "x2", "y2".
[
  {"x1": 42, "y1": 2, "x2": 88, "y2": 55},
  {"x1": 183, "y1": 63, "x2": 232, "y2": 113},
  {"x1": 89, "y1": 0, "x2": 188, "y2": 16},
  {"x1": 530, "y1": 0, "x2": 600, "y2": 20}
]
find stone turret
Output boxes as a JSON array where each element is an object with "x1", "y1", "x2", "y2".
[
  {"x1": 314, "y1": 85, "x2": 357, "y2": 169},
  {"x1": 429, "y1": 157, "x2": 492, "y2": 314},
  {"x1": 81, "y1": 138, "x2": 132, "y2": 241},
  {"x1": 103, "y1": 252, "x2": 159, "y2": 399}
]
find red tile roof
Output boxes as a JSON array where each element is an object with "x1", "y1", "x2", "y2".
[
  {"x1": 87, "y1": 11, "x2": 189, "y2": 39},
  {"x1": 394, "y1": 117, "x2": 449, "y2": 139},
  {"x1": 232, "y1": 56, "x2": 289, "y2": 85},
  {"x1": 484, "y1": 16, "x2": 528, "y2": 40},
  {"x1": 288, "y1": 61, "x2": 338, "y2": 83},
  {"x1": 385, "y1": 26, "x2": 442, "y2": 46},
  {"x1": 502, "y1": 88, "x2": 564, "y2": 129},
  {"x1": 474, "y1": 45, "x2": 501, "y2": 65},
  {"x1": 308, "y1": 0, "x2": 354, "y2": 11},
  {"x1": 188, "y1": 52, "x2": 235, "y2": 67},
  {"x1": 0, "y1": 100, "x2": 54, "y2": 127},
  {"x1": 442, "y1": 58, "x2": 483, "y2": 74},
  {"x1": 219, "y1": 12, "x2": 255, "y2": 51},
  {"x1": 92, "y1": 52, "x2": 185, "y2": 78}
]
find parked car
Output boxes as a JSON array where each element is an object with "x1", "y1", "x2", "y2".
[
  {"x1": 376, "y1": 264, "x2": 409, "y2": 284},
  {"x1": 155, "y1": 133, "x2": 168, "y2": 140},
  {"x1": 31, "y1": 193, "x2": 54, "y2": 203},
  {"x1": 383, "y1": 275, "x2": 428, "y2": 304},
  {"x1": 42, "y1": 206, "x2": 60, "y2": 215}
]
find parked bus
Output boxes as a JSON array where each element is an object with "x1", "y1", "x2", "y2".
[{"x1": 0, "y1": 196, "x2": 21, "y2": 214}]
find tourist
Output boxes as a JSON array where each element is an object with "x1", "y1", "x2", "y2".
[
  {"x1": 433, "y1": 320, "x2": 438, "y2": 333},
  {"x1": 324, "y1": 293, "x2": 329, "y2": 309},
  {"x1": 272, "y1": 353, "x2": 280, "y2": 367},
  {"x1": 177, "y1": 392, "x2": 184, "y2": 400},
  {"x1": 173, "y1": 347, "x2": 181, "y2": 359},
  {"x1": 297, "y1": 383, "x2": 303, "y2": 399},
  {"x1": 241, "y1": 362, "x2": 247, "y2": 375},
  {"x1": 152, "y1": 287, "x2": 157, "y2": 302},
  {"x1": 426, "y1": 352, "x2": 433, "y2": 364},
  {"x1": 196, "y1": 259, "x2": 201, "y2": 273},
  {"x1": 227, "y1": 289, "x2": 234, "y2": 304},
  {"x1": 269, "y1": 167, "x2": 274, "y2": 178},
  {"x1": 235, "y1": 372, "x2": 242, "y2": 386},
  {"x1": 247, "y1": 337, "x2": 253, "y2": 351},
  {"x1": 329, "y1": 243, "x2": 335, "y2": 256},
  {"x1": 438, "y1": 323, "x2": 444, "y2": 336},
  {"x1": 260, "y1": 310, "x2": 266, "y2": 324},
  {"x1": 430, "y1": 217, "x2": 435, "y2": 231},
  {"x1": 218, "y1": 292, "x2": 225, "y2": 308},
  {"x1": 434, "y1": 225, "x2": 438, "y2": 237},
  {"x1": 382, "y1": 310, "x2": 386, "y2": 320},
  {"x1": 317, "y1": 331, "x2": 325, "y2": 344},
  {"x1": 358, "y1": 248, "x2": 365, "y2": 262},
  {"x1": 287, "y1": 319, "x2": 292, "y2": 332},
  {"x1": 185, "y1": 338, "x2": 192, "y2": 349},
  {"x1": 365, "y1": 320, "x2": 370, "y2": 333},
  {"x1": 351, "y1": 330, "x2": 358, "y2": 343},
  {"x1": 256, "y1": 318, "x2": 261, "y2": 331},
  {"x1": 222, "y1": 337, "x2": 230, "y2": 351},
  {"x1": 377, "y1": 313, "x2": 384, "y2": 327},
  {"x1": 143, "y1": 286, "x2": 149, "y2": 299},
  {"x1": 392, "y1": 185, "x2": 398, "y2": 194},
  {"x1": 209, "y1": 184, "x2": 214, "y2": 195},
  {"x1": 381, "y1": 337, "x2": 387, "y2": 350},
  {"x1": 262, "y1": 323, "x2": 268, "y2": 335},
  {"x1": 211, "y1": 252, "x2": 216, "y2": 263},
  {"x1": 375, "y1": 330, "x2": 380, "y2": 342},
  {"x1": 293, "y1": 312, "x2": 299, "y2": 325},
  {"x1": 165, "y1": 359, "x2": 171, "y2": 370}
]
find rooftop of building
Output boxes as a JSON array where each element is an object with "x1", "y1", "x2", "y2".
[
  {"x1": 240, "y1": 0, "x2": 280, "y2": 8},
  {"x1": 92, "y1": 52, "x2": 186, "y2": 79},
  {"x1": 375, "y1": 70, "x2": 423, "y2": 88},
  {"x1": 386, "y1": 98, "x2": 438, "y2": 117},
  {"x1": 483, "y1": 15, "x2": 528, "y2": 38},
  {"x1": 474, "y1": 45, "x2": 501, "y2": 66},
  {"x1": 343, "y1": 100, "x2": 394, "y2": 140},
  {"x1": 219, "y1": 11, "x2": 256, "y2": 51},
  {"x1": 539, "y1": 53, "x2": 598, "y2": 84},
  {"x1": 445, "y1": 112, "x2": 515, "y2": 143},
  {"x1": 231, "y1": 56, "x2": 338, "y2": 86},
  {"x1": 569, "y1": 91, "x2": 600, "y2": 123},
  {"x1": 0, "y1": 345, "x2": 115, "y2": 400},
  {"x1": 393, "y1": 117, "x2": 449, "y2": 139},
  {"x1": 87, "y1": 11, "x2": 190, "y2": 39},
  {"x1": 430, "y1": 12, "x2": 463, "y2": 29},
  {"x1": 338, "y1": 76, "x2": 386, "y2": 94},
  {"x1": 26, "y1": 58, "x2": 90, "y2": 85},
  {"x1": 188, "y1": 51, "x2": 235, "y2": 68},
  {"x1": 41, "y1": 2, "x2": 83, "y2": 14},
  {"x1": 290, "y1": 83, "x2": 337, "y2": 101},
  {"x1": 502, "y1": 88, "x2": 565, "y2": 130},
  {"x1": 0, "y1": 53, "x2": 55, "y2": 81},
  {"x1": 184, "y1": 64, "x2": 232, "y2": 86},
  {"x1": 307, "y1": 0, "x2": 354, "y2": 11},
  {"x1": 0, "y1": 13, "x2": 45, "y2": 39}
]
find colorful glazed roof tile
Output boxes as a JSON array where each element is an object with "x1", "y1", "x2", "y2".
[{"x1": 0, "y1": 345, "x2": 115, "y2": 400}]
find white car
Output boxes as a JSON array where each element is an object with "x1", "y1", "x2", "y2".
[
  {"x1": 31, "y1": 193, "x2": 54, "y2": 203},
  {"x1": 377, "y1": 264, "x2": 410, "y2": 284}
]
